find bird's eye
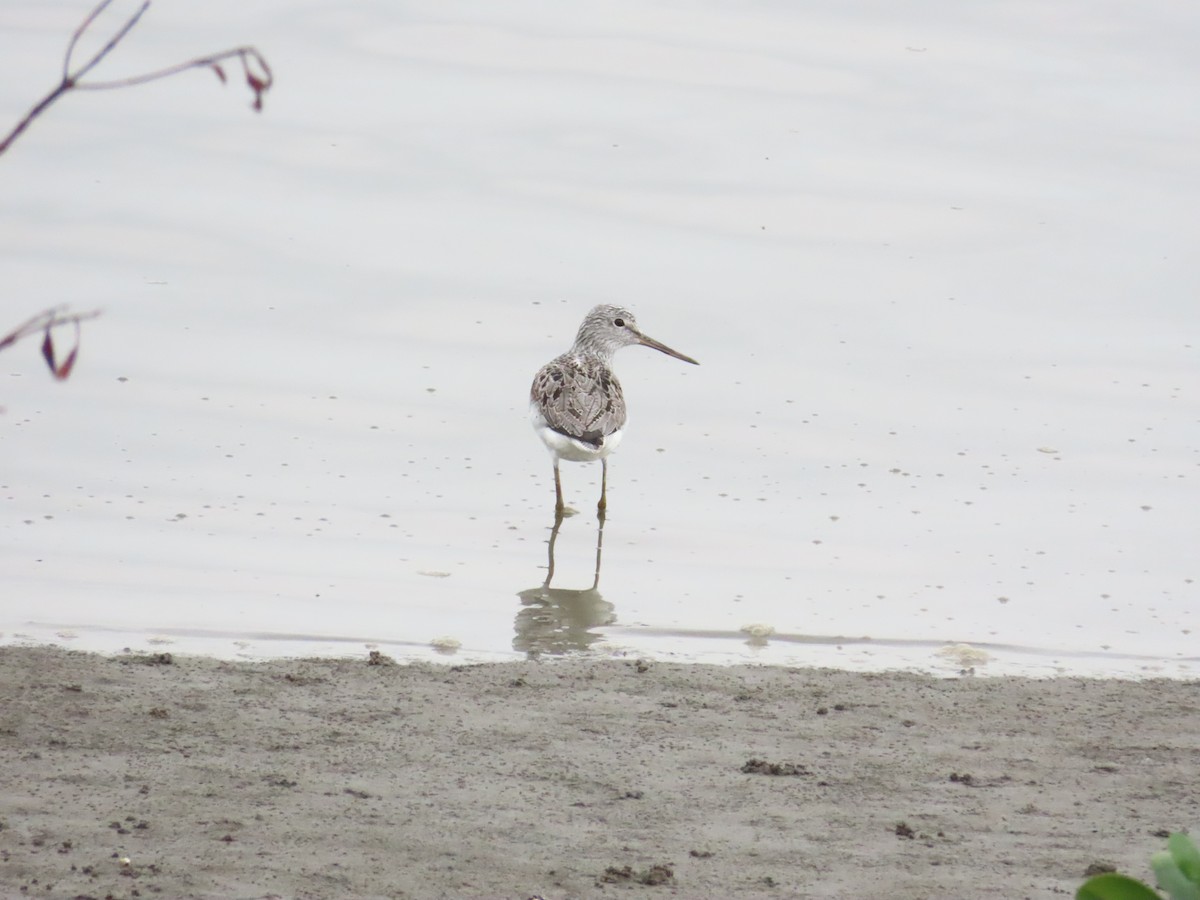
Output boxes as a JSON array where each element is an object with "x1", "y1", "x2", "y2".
[{"x1": 613, "y1": 318, "x2": 625, "y2": 328}]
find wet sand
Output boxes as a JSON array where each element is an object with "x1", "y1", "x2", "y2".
[{"x1": 1, "y1": 645, "x2": 1195, "y2": 899}]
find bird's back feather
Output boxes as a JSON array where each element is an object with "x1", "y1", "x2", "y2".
[{"x1": 530, "y1": 354, "x2": 627, "y2": 446}]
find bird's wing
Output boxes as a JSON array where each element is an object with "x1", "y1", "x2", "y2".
[{"x1": 531, "y1": 358, "x2": 626, "y2": 446}]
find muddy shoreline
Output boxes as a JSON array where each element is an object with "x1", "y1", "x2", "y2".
[{"x1": 1, "y1": 646, "x2": 1194, "y2": 898}]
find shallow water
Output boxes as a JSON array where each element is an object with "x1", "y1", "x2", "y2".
[{"x1": 2, "y1": 0, "x2": 1197, "y2": 676}]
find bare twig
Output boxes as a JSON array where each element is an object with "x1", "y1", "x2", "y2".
[
  {"x1": 0, "y1": 306, "x2": 103, "y2": 381},
  {"x1": 0, "y1": 0, "x2": 272, "y2": 157},
  {"x1": 65, "y1": 0, "x2": 151, "y2": 84},
  {"x1": 78, "y1": 47, "x2": 274, "y2": 110}
]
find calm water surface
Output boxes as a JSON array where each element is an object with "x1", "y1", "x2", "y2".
[{"x1": 2, "y1": 0, "x2": 1196, "y2": 676}]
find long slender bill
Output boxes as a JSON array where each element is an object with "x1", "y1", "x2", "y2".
[{"x1": 636, "y1": 332, "x2": 699, "y2": 365}]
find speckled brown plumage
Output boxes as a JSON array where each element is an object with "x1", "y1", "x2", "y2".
[{"x1": 530, "y1": 305, "x2": 698, "y2": 515}]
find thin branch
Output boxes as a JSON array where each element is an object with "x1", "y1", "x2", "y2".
[
  {"x1": 77, "y1": 46, "x2": 274, "y2": 111},
  {"x1": 0, "y1": 307, "x2": 103, "y2": 354},
  {"x1": 66, "y1": 0, "x2": 152, "y2": 85},
  {"x1": 1, "y1": 306, "x2": 102, "y2": 381},
  {"x1": 63, "y1": 0, "x2": 115, "y2": 81},
  {"x1": 0, "y1": 85, "x2": 72, "y2": 156},
  {"x1": 0, "y1": 0, "x2": 272, "y2": 158}
]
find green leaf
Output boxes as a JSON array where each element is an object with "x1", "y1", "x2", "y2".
[
  {"x1": 1077, "y1": 872, "x2": 1164, "y2": 900},
  {"x1": 1152, "y1": 850, "x2": 1200, "y2": 900},
  {"x1": 1168, "y1": 834, "x2": 1200, "y2": 885}
]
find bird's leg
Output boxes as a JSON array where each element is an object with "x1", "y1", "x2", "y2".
[
  {"x1": 590, "y1": 511, "x2": 605, "y2": 590},
  {"x1": 544, "y1": 511, "x2": 564, "y2": 588},
  {"x1": 553, "y1": 459, "x2": 565, "y2": 513},
  {"x1": 598, "y1": 458, "x2": 608, "y2": 518}
]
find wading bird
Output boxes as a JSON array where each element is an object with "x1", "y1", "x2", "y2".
[{"x1": 530, "y1": 305, "x2": 698, "y2": 515}]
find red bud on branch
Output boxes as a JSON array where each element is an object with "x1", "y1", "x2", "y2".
[
  {"x1": 41, "y1": 328, "x2": 56, "y2": 373},
  {"x1": 40, "y1": 320, "x2": 83, "y2": 380}
]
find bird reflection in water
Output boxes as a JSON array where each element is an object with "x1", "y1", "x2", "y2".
[{"x1": 514, "y1": 513, "x2": 615, "y2": 656}]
